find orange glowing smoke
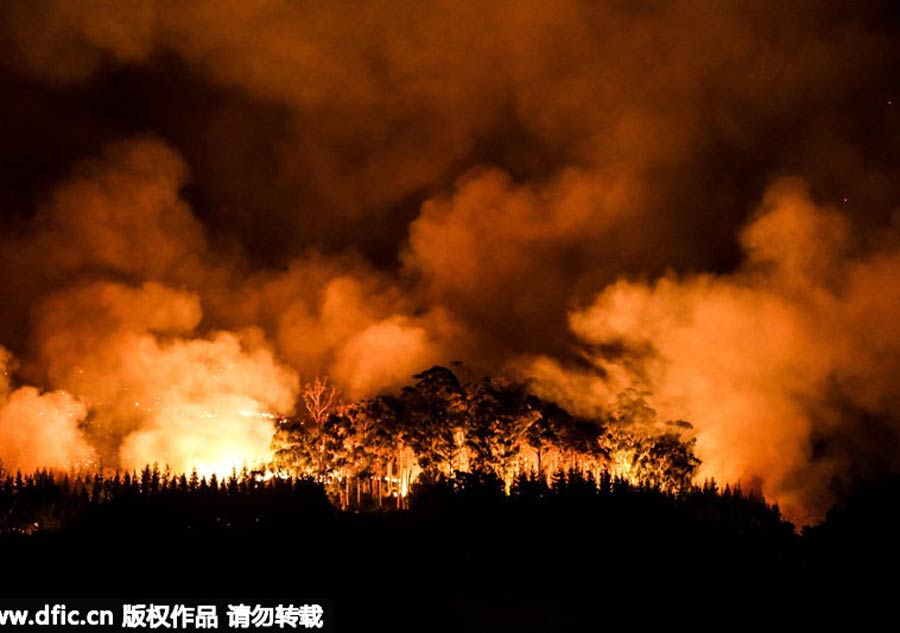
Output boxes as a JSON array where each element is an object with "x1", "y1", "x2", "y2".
[
  {"x1": 0, "y1": 347, "x2": 93, "y2": 472},
  {"x1": 517, "y1": 180, "x2": 900, "y2": 522}
]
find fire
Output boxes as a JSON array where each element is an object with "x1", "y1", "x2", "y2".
[
  {"x1": 121, "y1": 405, "x2": 285, "y2": 478},
  {"x1": 611, "y1": 450, "x2": 636, "y2": 482}
]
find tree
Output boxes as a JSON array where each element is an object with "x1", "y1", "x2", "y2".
[
  {"x1": 303, "y1": 376, "x2": 341, "y2": 427},
  {"x1": 466, "y1": 377, "x2": 534, "y2": 483},
  {"x1": 400, "y1": 366, "x2": 466, "y2": 473}
]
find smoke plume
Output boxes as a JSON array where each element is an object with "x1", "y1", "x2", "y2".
[{"x1": 517, "y1": 180, "x2": 900, "y2": 520}]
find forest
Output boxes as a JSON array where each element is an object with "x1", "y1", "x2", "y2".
[{"x1": 271, "y1": 365, "x2": 700, "y2": 509}]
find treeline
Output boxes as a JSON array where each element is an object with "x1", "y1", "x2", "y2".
[
  {"x1": 0, "y1": 466, "x2": 330, "y2": 534},
  {"x1": 271, "y1": 366, "x2": 700, "y2": 509},
  {"x1": 0, "y1": 464, "x2": 790, "y2": 543},
  {"x1": 410, "y1": 468, "x2": 796, "y2": 562},
  {"x1": 413, "y1": 468, "x2": 784, "y2": 530}
]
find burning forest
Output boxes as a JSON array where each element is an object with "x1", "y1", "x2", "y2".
[
  {"x1": 270, "y1": 369, "x2": 700, "y2": 509},
  {"x1": 0, "y1": 0, "x2": 899, "y2": 624}
]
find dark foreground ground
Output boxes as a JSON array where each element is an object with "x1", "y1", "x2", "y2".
[{"x1": 2, "y1": 475, "x2": 899, "y2": 630}]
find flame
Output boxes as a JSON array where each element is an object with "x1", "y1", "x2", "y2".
[
  {"x1": 122, "y1": 405, "x2": 285, "y2": 478},
  {"x1": 611, "y1": 450, "x2": 636, "y2": 482}
]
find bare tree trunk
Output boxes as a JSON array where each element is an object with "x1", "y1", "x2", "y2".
[{"x1": 387, "y1": 459, "x2": 393, "y2": 500}]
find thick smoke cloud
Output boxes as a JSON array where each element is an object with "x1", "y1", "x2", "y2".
[
  {"x1": 0, "y1": 135, "x2": 449, "y2": 473},
  {"x1": 516, "y1": 180, "x2": 900, "y2": 521},
  {"x1": 0, "y1": 347, "x2": 94, "y2": 472},
  {"x1": 0, "y1": 1, "x2": 898, "y2": 518}
]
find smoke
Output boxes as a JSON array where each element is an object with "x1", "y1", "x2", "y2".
[
  {"x1": 0, "y1": 1, "x2": 898, "y2": 517},
  {"x1": 517, "y1": 180, "x2": 900, "y2": 521},
  {"x1": 0, "y1": 347, "x2": 94, "y2": 472},
  {"x1": 0, "y1": 133, "x2": 458, "y2": 474},
  {"x1": 30, "y1": 281, "x2": 300, "y2": 474},
  {"x1": 3, "y1": 0, "x2": 154, "y2": 82}
]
